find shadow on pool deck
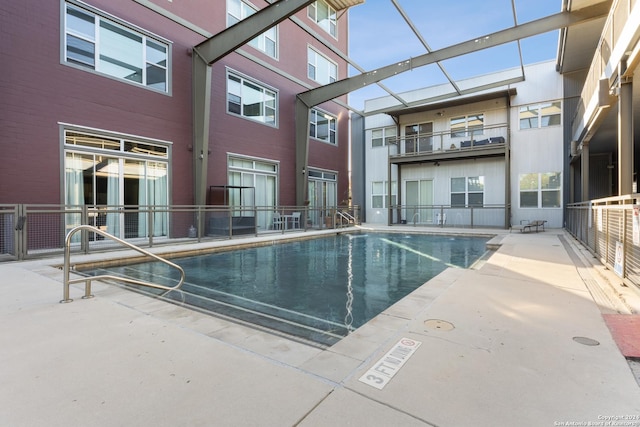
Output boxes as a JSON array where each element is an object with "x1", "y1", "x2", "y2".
[{"x1": 1, "y1": 226, "x2": 640, "y2": 426}]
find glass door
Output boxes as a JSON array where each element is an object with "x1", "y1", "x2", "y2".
[
  {"x1": 404, "y1": 179, "x2": 433, "y2": 224},
  {"x1": 65, "y1": 152, "x2": 168, "y2": 240},
  {"x1": 308, "y1": 175, "x2": 337, "y2": 228}
]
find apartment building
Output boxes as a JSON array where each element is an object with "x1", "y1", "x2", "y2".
[
  {"x1": 0, "y1": 0, "x2": 352, "y2": 237},
  {"x1": 357, "y1": 0, "x2": 640, "y2": 231},
  {"x1": 360, "y1": 62, "x2": 564, "y2": 229}
]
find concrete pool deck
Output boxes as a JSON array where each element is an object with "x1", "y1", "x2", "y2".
[{"x1": 1, "y1": 227, "x2": 640, "y2": 426}]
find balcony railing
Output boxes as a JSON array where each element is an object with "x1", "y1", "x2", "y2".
[
  {"x1": 388, "y1": 204, "x2": 508, "y2": 229},
  {"x1": 388, "y1": 123, "x2": 508, "y2": 158},
  {"x1": 566, "y1": 194, "x2": 640, "y2": 291},
  {"x1": 571, "y1": 0, "x2": 638, "y2": 142}
]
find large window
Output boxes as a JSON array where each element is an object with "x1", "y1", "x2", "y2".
[
  {"x1": 308, "y1": 47, "x2": 337, "y2": 85},
  {"x1": 450, "y1": 114, "x2": 484, "y2": 138},
  {"x1": 228, "y1": 156, "x2": 278, "y2": 229},
  {"x1": 371, "y1": 181, "x2": 397, "y2": 208},
  {"x1": 63, "y1": 2, "x2": 169, "y2": 92},
  {"x1": 310, "y1": 109, "x2": 336, "y2": 144},
  {"x1": 64, "y1": 129, "x2": 170, "y2": 239},
  {"x1": 308, "y1": 1, "x2": 337, "y2": 37},
  {"x1": 404, "y1": 123, "x2": 433, "y2": 153},
  {"x1": 227, "y1": 0, "x2": 277, "y2": 58},
  {"x1": 519, "y1": 172, "x2": 561, "y2": 208},
  {"x1": 519, "y1": 101, "x2": 561, "y2": 129},
  {"x1": 227, "y1": 72, "x2": 277, "y2": 126},
  {"x1": 371, "y1": 126, "x2": 396, "y2": 147},
  {"x1": 451, "y1": 176, "x2": 484, "y2": 207}
]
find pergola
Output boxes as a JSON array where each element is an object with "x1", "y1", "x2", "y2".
[{"x1": 190, "y1": 0, "x2": 609, "y2": 207}]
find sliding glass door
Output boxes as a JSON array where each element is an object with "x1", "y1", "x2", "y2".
[
  {"x1": 64, "y1": 130, "x2": 170, "y2": 240},
  {"x1": 405, "y1": 179, "x2": 433, "y2": 224}
]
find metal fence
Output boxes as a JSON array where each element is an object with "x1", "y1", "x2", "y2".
[
  {"x1": 566, "y1": 195, "x2": 640, "y2": 289},
  {"x1": 388, "y1": 204, "x2": 508, "y2": 229},
  {"x1": 0, "y1": 204, "x2": 360, "y2": 261}
]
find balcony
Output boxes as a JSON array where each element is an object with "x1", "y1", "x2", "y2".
[
  {"x1": 570, "y1": 0, "x2": 640, "y2": 145},
  {"x1": 388, "y1": 123, "x2": 508, "y2": 165}
]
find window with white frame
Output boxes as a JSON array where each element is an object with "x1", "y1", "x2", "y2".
[
  {"x1": 227, "y1": 0, "x2": 277, "y2": 58},
  {"x1": 371, "y1": 126, "x2": 396, "y2": 147},
  {"x1": 450, "y1": 114, "x2": 484, "y2": 138},
  {"x1": 310, "y1": 109, "x2": 336, "y2": 144},
  {"x1": 371, "y1": 181, "x2": 397, "y2": 208},
  {"x1": 308, "y1": 1, "x2": 337, "y2": 37},
  {"x1": 308, "y1": 47, "x2": 337, "y2": 85},
  {"x1": 451, "y1": 176, "x2": 484, "y2": 207},
  {"x1": 227, "y1": 72, "x2": 277, "y2": 126},
  {"x1": 519, "y1": 172, "x2": 561, "y2": 208},
  {"x1": 228, "y1": 156, "x2": 278, "y2": 228},
  {"x1": 519, "y1": 101, "x2": 561, "y2": 129},
  {"x1": 63, "y1": 129, "x2": 170, "y2": 240},
  {"x1": 63, "y1": 2, "x2": 169, "y2": 92}
]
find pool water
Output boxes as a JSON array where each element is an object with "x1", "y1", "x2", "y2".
[{"x1": 83, "y1": 232, "x2": 489, "y2": 345}]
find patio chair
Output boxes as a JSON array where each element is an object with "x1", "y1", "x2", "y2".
[
  {"x1": 272, "y1": 212, "x2": 284, "y2": 230},
  {"x1": 291, "y1": 212, "x2": 301, "y2": 229}
]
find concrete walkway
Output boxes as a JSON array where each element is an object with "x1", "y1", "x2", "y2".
[{"x1": 1, "y1": 228, "x2": 639, "y2": 426}]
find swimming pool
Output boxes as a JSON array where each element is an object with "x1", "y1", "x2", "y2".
[{"x1": 81, "y1": 232, "x2": 489, "y2": 345}]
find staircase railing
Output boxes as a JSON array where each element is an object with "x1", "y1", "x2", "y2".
[
  {"x1": 336, "y1": 210, "x2": 356, "y2": 228},
  {"x1": 61, "y1": 225, "x2": 185, "y2": 303}
]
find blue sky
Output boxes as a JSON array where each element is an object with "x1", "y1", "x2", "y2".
[{"x1": 346, "y1": 0, "x2": 562, "y2": 110}]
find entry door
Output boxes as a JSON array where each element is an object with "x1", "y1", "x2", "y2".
[
  {"x1": 308, "y1": 178, "x2": 336, "y2": 226},
  {"x1": 404, "y1": 180, "x2": 433, "y2": 224}
]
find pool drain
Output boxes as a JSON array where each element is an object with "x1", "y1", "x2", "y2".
[
  {"x1": 573, "y1": 336, "x2": 600, "y2": 346},
  {"x1": 424, "y1": 319, "x2": 455, "y2": 331}
]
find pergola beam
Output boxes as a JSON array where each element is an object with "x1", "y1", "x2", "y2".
[
  {"x1": 192, "y1": 0, "x2": 318, "y2": 207},
  {"x1": 298, "y1": 3, "x2": 609, "y2": 107},
  {"x1": 294, "y1": 3, "x2": 609, "y2": 205}
]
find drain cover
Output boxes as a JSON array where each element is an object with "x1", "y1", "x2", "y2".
[
  {"x1": 424, "y1": 319, "x2": 455, "y2": 331},
  {"x1": 573, "y1": 336, "x2": 600, "y2": 346}
]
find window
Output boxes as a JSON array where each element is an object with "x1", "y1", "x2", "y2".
[
  {"x1": 227, "y1": 72, "x2": 277, "y2": 126},
  {"x1": 227, "y1": 0, "x2": 277, "y2": 58},
  {"x1": 519, "y1": 101, "x2": 561, "y2": 129},
  {"x1": 451, "y1": 176, "x2": 484, "y2": 207},
  {"x1": 63, "y1": 129, "x2": 170, "y2": 240},
  {"x1": 519, "y1": 172, "x2": 561, "y2": 208},
  {"x1": 371, "y1": 126, "x2": 396, "y2": 147},
  {"x1": 310, "y1": 109, "x2": 336, "y2": 144},
  {"x1": 63, "y1": 2, "x2": 169, "y2": 92},
  {"x1": 371, "y1": 181, "x2": 397, "y2": 208},
  {"x1": 450, "y1": 114, "x2": 484, "y2": 138},
  {"x1": 308, "y1": 1, "x2": 337, "y2": 37},
  {"x1": 404, "y1": 123, "x2": 433, "y2": 153},
  {"x1": 228, "y1": 156, "x2": 278, "y2": 229},
  {"x1": 308, "y1": 47, "x2": 337, "y2": 85}
]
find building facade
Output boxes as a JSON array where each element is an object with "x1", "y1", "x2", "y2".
[
  {"x1": 0, "y1": 0, "x2": 351, "y2": 237},
  {"x1": 361, "y1": 61, "x2": 564, "y2": 229}
]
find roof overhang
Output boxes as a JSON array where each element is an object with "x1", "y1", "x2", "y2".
[
  {"x1": 384, "y1": 88, "x2": 517, "y2": 119},
  {"x1": 326, "y1": 0, "x2": 365, "y2": 11}
]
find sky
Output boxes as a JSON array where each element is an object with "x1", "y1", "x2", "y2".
[{"x1": 346, "y1": 0, "x2": 563, "y2": 110}]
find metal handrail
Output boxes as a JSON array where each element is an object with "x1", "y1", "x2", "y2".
[
  {"x1": 61, "y1": 225, "x2": 186, "y2": 303},
  {"x1": 336, "y1": 210, "x2": 356, "y2": 227}
]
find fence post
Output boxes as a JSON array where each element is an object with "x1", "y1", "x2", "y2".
[
  {"x1": 16, "y1": 204, "x2": 25, "y2": 261},
  {"x1": 148, "y1": 206, "x2": 154, "y2": 247}
]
